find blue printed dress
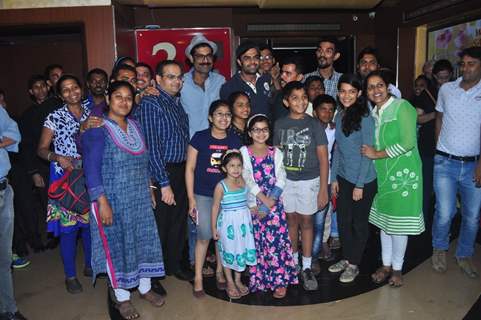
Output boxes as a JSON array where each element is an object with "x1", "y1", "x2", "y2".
[
  {"x1": 248, "y1": 147, "x2": 298, "y2": 292},
  {"x1": 83, "y1": 119, "x2": 164, "y2": 289},
  {"x1": 217, "y1": 181, "x2": 256, "y2": 272}
]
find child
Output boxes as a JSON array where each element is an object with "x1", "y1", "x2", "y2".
[
  {"x1": 273, "y1": 81, "x2": 329, "y2": 291},
  {"x1": 311, "y1": 94, "x2": 337, "y2": 270},
  {"x1": 305, "y1": 75, "x2": 326, "y2": 115},
  {"x1": 211, "y1": 151, "x2": 256, "y2": 299},
  {"x1": 328, "y1": 74, "x2": 376, "y2": 283},
  {"x1": 240, "y1": 114, "x2": 298, "y2": 299},
  {"x1": 185, "y1": 100, "x2": 242, "y2": 297}
]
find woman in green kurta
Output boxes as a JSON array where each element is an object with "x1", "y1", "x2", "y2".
[{"x1": 361, "y1": 71, "x2": 425, "y2": 287}]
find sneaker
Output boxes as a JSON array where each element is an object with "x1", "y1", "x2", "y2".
[
  {"x1": 456, "y1": 257, "x2": 479, "y2": 279},
  {"x1": 65, "y1": 277, "x2": 83, "y2": 294},
  {"x1": 328, "y1": 259, "x2": 349, "y2": 273},
  {"x1": 329, "y1": 237, "x2": 341, "y2": 250},
  {"x1": 11, "y1": 254, "x2": 30, "y2": 269},
  {"x1": 301, "y1": 268, "x2": 318, "y2": 291},
  {"x1": 339, "y1": 265, "x2": 359, "y2": 283},
  {"x1": 431, "y1": 249, "x2": 447, "y2": 273}
]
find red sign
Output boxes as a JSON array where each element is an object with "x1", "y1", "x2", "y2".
[{"x1": 135, "y1": 28, "x2": 233, "y2": 79}]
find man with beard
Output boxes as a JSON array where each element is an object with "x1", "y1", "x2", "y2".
[
  {"x1": 304, "y1": 37, "x2": 342, "y2": 99},
  {"x1": 220, "y1": 41, "x2": 272, "y2": 116},
  {"x1": 432, "y1": 47, "x2": 481, "y2": 279},
  {"x1": 181, "y1": 33, "x2": 225, "y2": 138},
  {"x1": 356, "y1": 46, "x2": 401, "y2": 98},
  {"x1": 86, "y1": 68, "x2": 108, "y2": 116}
]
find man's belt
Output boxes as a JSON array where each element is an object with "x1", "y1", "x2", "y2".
[{"x1": 436, "y1": 150, "x2": 480, "y2": 162}]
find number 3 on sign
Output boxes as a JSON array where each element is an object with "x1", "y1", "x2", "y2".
[{"x1": 152, "y1": 42, "x2": 176, "y2": 59}]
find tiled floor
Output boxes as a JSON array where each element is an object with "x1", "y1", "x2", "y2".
[{"x1": 12, "y1": 242, "x2": 481, "y2": 320}]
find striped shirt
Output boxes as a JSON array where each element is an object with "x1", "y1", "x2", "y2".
[{"x1": 138, "y1": 88, "x2": 189, "y2": 187}]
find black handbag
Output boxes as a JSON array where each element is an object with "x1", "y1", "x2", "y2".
[{"x1": 48, "y1": 168, "x2": 90, "y2": 214}]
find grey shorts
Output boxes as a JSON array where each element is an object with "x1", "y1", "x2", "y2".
[{"x1": 194, "y1": 194, "x2": 214, "y2": 240}]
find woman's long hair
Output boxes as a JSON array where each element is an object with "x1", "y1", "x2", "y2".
[{"x1": 338, "y1": 73, "x2": 369, "y2": 136}]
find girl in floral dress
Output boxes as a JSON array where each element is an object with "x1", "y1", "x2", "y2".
[{"x1": 240, "y1": 114, "x2": 298, "y2": 299}]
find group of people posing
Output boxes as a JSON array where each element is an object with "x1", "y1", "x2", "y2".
[{"x1": 1, "y1": 32, "x2": 480, "y2": 320}]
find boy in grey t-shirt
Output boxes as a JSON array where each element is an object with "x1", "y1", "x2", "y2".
[{"x1": 273, "y1": 81, "x2": 329, "y2": 291}]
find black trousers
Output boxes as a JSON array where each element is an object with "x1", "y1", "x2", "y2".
[
  {"x1": 337, "y1": 176, "x2": 377, "y2": 266},
  {"x1": 10, "y1": 164, "x2": 48, "y2": 255},
  {"x1": 153, "y1": 162, "x2": 188, "y2": 275}
]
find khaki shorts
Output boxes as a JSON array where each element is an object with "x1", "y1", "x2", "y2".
[{"x1": 283, "y1": 177, "x2": 320, "y2": 215}]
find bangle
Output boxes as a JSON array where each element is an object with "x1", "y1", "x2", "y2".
[{"x1": 47, "y1": 152, "x2": 52, "y2": 161}]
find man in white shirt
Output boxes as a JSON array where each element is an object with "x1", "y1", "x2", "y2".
[{"x1": 431, "y1": 46, "x2": 481, "y2": 279}]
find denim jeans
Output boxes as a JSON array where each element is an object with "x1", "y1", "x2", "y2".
[
  {"x1": 313, "y1": 187, "x2": 333, "y2": 258},
  {"x1": 432, "y1": 155, "x2": 481, "y2": 258},
  {"x1": 331, "y1": 211, "x2": 339, "y2": 238},
  {"x1": 0, "y1": 185, "x2": 17, "y2": 314},
  {"x1": 187, "y1": 218, "x2": 196, "y2": 266}
]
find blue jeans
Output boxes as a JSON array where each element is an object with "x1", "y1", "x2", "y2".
[
  {"x1": 187, "y1": 219, "x2": 196, "y2": 266},
  {"x1": 313, "y1": 202, "x2": 331, "y2": 258},
  {"x1": 0, "y1": 185, "x2": 17, "y2": 314},
  {"x1": 331, "y1": 211, "x2": 339, "y2": 237},
  {"x1": 432, "y1": 155, "x2": 481, "y2": 257}
]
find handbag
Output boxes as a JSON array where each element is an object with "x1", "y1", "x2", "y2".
[{"x1": 48, "y1": 168, "x2": 90, "y2": 214}]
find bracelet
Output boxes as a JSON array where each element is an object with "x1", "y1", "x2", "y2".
[{"x1": 47, "y1": 152, "x2": 53, "y2": 162}]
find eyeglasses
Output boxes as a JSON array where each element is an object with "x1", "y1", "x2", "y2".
[
  {"x1": 260, "y1": 55, "x2": 273, "y2": 61},
  {"x1": 162, "y1": 74, "x2": 183, "y2": 81},
  {"x1": 213, "y1": 112, "x2": 232, "y2": 118},
  {"x1": 250, "y1": 127, "x2": 269, "y2": 134},
  {"x1": 193, "y1": 54, "x2": 214, "y2": 61}
]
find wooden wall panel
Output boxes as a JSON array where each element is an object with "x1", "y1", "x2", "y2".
[{"x1": 0, "y1": 6, "x2": 115, "y2": 72}]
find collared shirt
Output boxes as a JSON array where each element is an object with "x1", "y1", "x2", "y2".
[
  {"x1": 0, "y1": 106, "x2": 21, "y2": 179},
  {"x1": 138, "y1": 87, "x2": 189, "y2": 187},
  {"x1": 220, "y1": 71, "x2": 272, "y2": 117},
  {"x1": 86, "y1": 95, "x2": 108, "y2": 117},
  {"x1": 180, "y1": 69, "x2": 225, "y2": 138},
  {"x1": 304, "y1": 69, "x2": 342, "y2": 98},
  {"x1": 436, "y1": 77, "x2": 481, "y2": 156}
]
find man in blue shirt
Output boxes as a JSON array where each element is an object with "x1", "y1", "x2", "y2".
[
  {"x1": 181, "y1": 33, "x2": 226, "y2": 138},
  {"x1": 138, "y1": 60, "x2": 192, "y2": 282},
  {"x1": 220, "y1": 41, "x2": 272, "y2": 117},
  {"x1": 0, "y1": 102, "x2": 28, "y2": 320}
]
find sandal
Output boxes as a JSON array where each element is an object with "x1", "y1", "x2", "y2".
[
  {"x1": 115, "y1": 301, "x2": 140, "y2": 320},
  {"x1": 215, "y1": 271, "x2": 227, "y2": 290},
  {"x1": 226, "y1": 285, "x2": 241, "y2": 300},
  {"x1": 235, "y1": 282, "x2": 249, "y2": 296},
  {"x1": 273, "y1": 287, "x2": 287, "y2": 299},
  {"x1": 139, "y1": 290, "x2": 165, "y2": 307},
  {"x1": 388, "y1": 270, "x2": 403, "y2": 287},
  {"x1": 371, "y1": 266, "x2": 392, "y2": 284}
]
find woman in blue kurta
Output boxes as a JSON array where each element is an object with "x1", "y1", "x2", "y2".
[{"x1": 82, "y1": 81, "x2": 165, "y2": 319}]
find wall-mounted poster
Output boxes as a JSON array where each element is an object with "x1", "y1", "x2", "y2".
[
  {"x1": 135, "y1": 27, "x2": 233, "y2": 80},
  {"x1": 428, "y1": 18, "x2": 481, "y2": 67}
]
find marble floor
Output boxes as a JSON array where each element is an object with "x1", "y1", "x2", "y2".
[{"x1": 11, "y1": 240, "x2": 481, "y2": 320}]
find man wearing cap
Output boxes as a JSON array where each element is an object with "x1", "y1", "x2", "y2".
[
  {"x1": 220, "y1": 41, "x2": 272, "y2": 117},
  {"x1": 181, "y1": 34, "x2": 226, "y2": 139}
]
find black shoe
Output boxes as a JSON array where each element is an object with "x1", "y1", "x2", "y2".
[
  {"x1": 151, "y1": 280, "x2": 167, "y2": 296},
  {"x1": 83, "y1": 267, "x2": 93, "y2": 277},
  {"x1": 0, "y1": 311, "x2": 28, "y2": 320},
  {"x1": 174, "y1": 269, "x2": 194, "y2": 281},
  {"x1": 65, "y1": 277, "x2": 83, "y2": 294}
]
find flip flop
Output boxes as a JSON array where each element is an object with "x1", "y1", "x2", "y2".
[
  {"x1": 235, "y1": 283, "x2": 249, "y2": 296},
  {"x1": 371, "y1": 266, "x2": 392, "y2": 284},
  {"x1": 226, "y1": 286, "x2": 241, "y2": 300}
]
